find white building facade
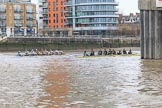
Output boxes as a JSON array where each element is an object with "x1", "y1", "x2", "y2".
[{"x1": 64, "y1": 0, "x2": 119, "y2": 35}]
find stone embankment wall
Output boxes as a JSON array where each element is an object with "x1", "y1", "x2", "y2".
[{"x1": 0, "y1": 37, "x2": 140, "y2": 51}]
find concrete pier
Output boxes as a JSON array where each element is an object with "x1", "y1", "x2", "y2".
[{"x1": 139, "y1": 0, "x2": 162, "y2": 59}]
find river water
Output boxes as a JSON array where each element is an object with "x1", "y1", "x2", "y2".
[{"x1": 0, "y1": 52, "x2": 162, "y2": 108}]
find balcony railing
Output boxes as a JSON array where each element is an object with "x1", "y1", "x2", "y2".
[
  {"x1": 26, "y1": 17, "x2": 35, "y2": 20},
  {"x1": 14, "y1": 10, "x2": 23, "y2": 13},
  {"x1": 26, "y1": 24, "x2": 36, "y2": 27},
  {"x1": 43, "y1": 17, "x2": 48, "y2": 20},
  {"x1": 26, "y1": 11, "x2": 36, "y2": 14},
  {"x1": 15, "y1": 24, "x2": 23, "y2": 27},
  {"x1": 42, "y1": 0, "x2": 47, "y2": 2},
  {"x1": 0, "y1": 24, "x2": 6, "y2": 27},
  {"x1": 0, "y1": 10, "x2": 6, "y2": 13},
  {"x1": 14, "y1": 17, "x2": 23, "y2": 20},
  {"x1": 0, "y1": 17, "x2": 6, "y2": 20}
]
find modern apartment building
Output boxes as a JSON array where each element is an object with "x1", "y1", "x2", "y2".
[
  {"x1": 0, "y1": 0, "x2": 31, "y2": 3},
  {"x1": 38, "y1": 0, "x2": 43, "y2": 32},
  {"x1": 41, "y1": 0, "x2": 48, "y2": 29},
  {"x1": 48, "y1": 0, "x2": 64, "y2": 28},
  {"x1": 40, "y1": 0, "x2": 64, "y2": 28},
  {"x1": 39, "y1": 0, "x2": 68, "y2": 36},
  {"x1": 64, "y1": 0, "x2": 119, "y2": 35},
  {"x1": 0, "y1": 2, "x2": 37, "y2": 36}
]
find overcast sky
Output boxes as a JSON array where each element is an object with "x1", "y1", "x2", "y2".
[
  {"x1": 32, "y1": 0, "x2": 139, "y2": 15},
  {"x1": 118, "y1": 0, "x2": 139, "y2": 15}
]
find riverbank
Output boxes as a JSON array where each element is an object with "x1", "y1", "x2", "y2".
[
  {"x1": 64, "y1": 47, "x2": 140, "y2": 53},
  {"x1": 0, "y1": 37, "x2": 140, "y2": 52}
]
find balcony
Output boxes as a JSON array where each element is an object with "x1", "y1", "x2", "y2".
[
  {"x1": 42, "y1": 6, "x2": 48, "y2": 9},
  {"x1": 64, "y1": 10, "x2": 72, "y2": 13},
  {"x1": 14, "y1": 17, "x2": 23, "y2": 20},
  {"x1": 33, "y1": 24, "x2": 37, "y2": 27},
  {"x1": 0, "y1": 10, "x2": 6, "y2": 13},
  {"x1": 15, "y1": 23, "x2": 23, "y2": 27},
  {"x1": 42, "y1": 0, "x2": 47, "y2": 2},
  {"x1": 75, "y1": 2, "x2": 119, "y2": 6},
  {"x1": 0, "y1": 17, "x2": 6, "y2": 20},
  {"x1": 26, "y1": 17, "x2": 35, "y2": 20},
  {"x1": 14, "y1": 10, "x2": 23, "y2": 13},
  {"x1": 0, "y1": 24, "x2": 6, "y2": 27},
  {"x1": 32, "y1": 10, "x2": 36, "y2": 13},
  {"x1": 26, "y1": 11, "x2": 36, "y2": 14},
  {"x1": 64, "y1": 2, "x2": 73, "y2": 6},
  {"x1": 64, "y1": 22, "x2": 73, "y2": 25},
  {"x1": 43, "y1": 17, "x2": 48, "y2": 20},
  {"x1": 43, "y1": 24, "x2": 48, "y2": 28},
  {"x1": 43, "y1": 12, "x2": 48, "y2": 14},
  {"x1": 26, "y1": 24, "x2": 36, "y2": 27}
]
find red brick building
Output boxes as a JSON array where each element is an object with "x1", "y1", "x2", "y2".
[{"x1": 47, "y1": 0, "x2": 64, "y2": 28}]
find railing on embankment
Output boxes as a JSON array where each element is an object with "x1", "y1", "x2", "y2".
[{"x1": 0, "y1": 37, "x2": 140, "y2": 51}]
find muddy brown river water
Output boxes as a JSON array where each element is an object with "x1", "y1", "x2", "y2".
[{"x1": 0, "y1": 52, "x2": 162, "y2": 108}]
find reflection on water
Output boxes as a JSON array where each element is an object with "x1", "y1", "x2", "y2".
[
  {"x1": 37, "y1": 59, "x2": 71, "y2": 108},
  {"x1": 1, "y1": 52, "x2": 162, "y2": 108}
]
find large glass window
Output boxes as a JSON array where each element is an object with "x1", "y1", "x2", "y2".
[
  {"x1": 14, "y1": 20, "x2": 22, "y2": 27},
  {"x1": 76, "y1": 0, "x2": 115, "y2": 4},
  {"x1": 0, "y1": 5, "x2": 6, "y2": 12},
  {"x1": 76, "y1": 5, "x2": 115, "y2": 11},
  {"x1": 26, "y1": 14, "x2": 33, "y2": 19},
  {"x1": 27, "y1": 21, "x2": 33, "y2": 27},
  {"x1": 0, "y1": 20, "x2": 6, "y2": 26},
  {"x1": 26, "y1": 6, "x2": 33, "y2": 13},
  {"x1": 14, "y1": 14, "x2": 21, "y2": 19},
  {"x1": 14, "y1": 5, "x2": 21, "y2": 12}
]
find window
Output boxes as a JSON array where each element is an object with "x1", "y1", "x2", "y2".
[
  {"x1": 14, "y1": 5, "x2": 21, "y2": 12},
  {"x1": 61, "y1": 12, "x2": 63, "y2": 17},
  {"x1": 61, "y1": 19, "x2": 63, "y2": 23},
  {"x1": 26, "y1": 6, "x2": 33, "y2": 13},
  {"x1": 61, "y1": 1, "x2": 63, "y2": 5}
]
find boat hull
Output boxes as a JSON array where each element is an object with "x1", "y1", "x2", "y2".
[{"x1": 77, "y1": 54, "x2": 140, "y2": 58}]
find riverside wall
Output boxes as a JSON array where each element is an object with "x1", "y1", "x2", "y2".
[{"x1": 0, "y1": 37, "x2": 140, "y2": 51}]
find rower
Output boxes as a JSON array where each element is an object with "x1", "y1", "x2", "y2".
[
  {"x1": 117, "y1": 50, "x2": 122, "y2": 55},
  {"x1": 90, "y1": 49, "x2": 95, "y2": 56},
  {"x1": 49, "y1": 49, "x2": 54, "y2": 55},
  {"x1": 35, "y1": 49, "x2": 39, "y2": 55},
  {"x1": 128, "y1": 49, "x2": 132, "y2": 54},
  {"x1": 25, "y1": 50, "x2": 29, "y2": 56},
  {"x1": 17, "y1": 51, "x2": 22, "y2": 56},
  {"x1": 103, "y1": 49, "x2": 107, "y2": 55},
  {"x1": 84, "y1": 50, "x2": 88, "y2": 56},
  {"x1": 112, "y1": 49, "x2": 116, "y2": 55},
  {"x1": 45, "y1": 49, "x2": 49, "y2": 55},
  {"x1": 123, "y1": 49, "x2": 127, "y2": 54},
  {"x1": 98, "y1": 49, "x2": 102, "y2": 55},
  {"x1": 31, "y1": 49, "x2": 35, "y2": 56},
  {"x1": 108, "y1": 49, "x2": 112, "y2": 55}
]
